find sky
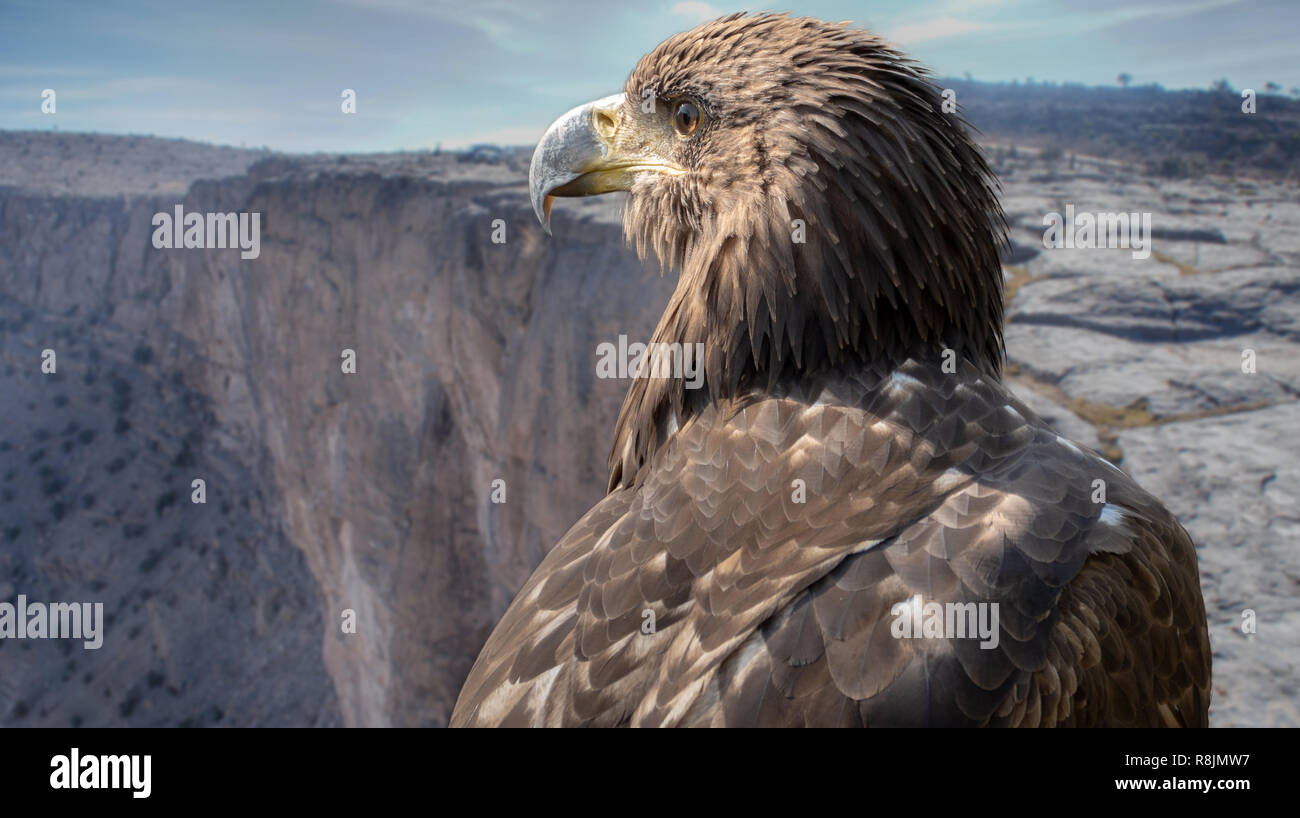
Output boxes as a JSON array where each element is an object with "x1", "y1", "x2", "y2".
[{"x1": 1, "y1": 0, "x2": 1296, "y2": 153}]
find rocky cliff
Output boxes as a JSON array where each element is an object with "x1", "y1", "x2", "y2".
[{"x1": 1, "y1": 132, "x2": 1296, "y2": 726}]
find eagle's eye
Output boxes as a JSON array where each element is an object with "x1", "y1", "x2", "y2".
[{"x1": 672, "y1": 100, "x2": 701, "y2": 137}]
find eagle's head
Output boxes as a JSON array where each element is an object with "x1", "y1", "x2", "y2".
[{"x1": 529, "y1": 12, "x2": 1009, "y2": 487}]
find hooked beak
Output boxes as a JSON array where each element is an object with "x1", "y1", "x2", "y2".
[{"x1": 529, "y1": 92, "x2": 684, "y2": 234}]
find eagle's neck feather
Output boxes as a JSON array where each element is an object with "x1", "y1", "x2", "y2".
[{"x1": 608, "y1": 45, "x2": 1009, "y2": 490}]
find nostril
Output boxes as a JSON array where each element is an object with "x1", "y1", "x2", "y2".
[{"x1": 594, "y1": 109, "x2": 618, "y2": 139}]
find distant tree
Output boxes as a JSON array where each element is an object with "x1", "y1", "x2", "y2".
[
  {"x1": 1117, "y1": 72, "x2": 1132, "y2": 88},
  {"x1": 1158, "y1": 156, "x2": 1191, "y2": 178},
  {"x1": 963, "y1": 71, "x2": 972, "y2": 82},
  {"x1": 1264, "y1": 81, "x2": 1282, "y2": 94},
  {"x1": 1211, "y1": 77, "x2": 1234, "y2": 93},
  {"x1": 1292, "y1": 87, "x2": 1300, "y2": 98}
]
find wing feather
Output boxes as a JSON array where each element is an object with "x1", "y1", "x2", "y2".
[{"x1": 450, "y1": 358, "x2": 1211, "y2": 727}]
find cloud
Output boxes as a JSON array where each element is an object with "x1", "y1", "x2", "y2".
[
  {"x1": 941, "y1": 0, "x2": 1011, "y2": 10},
  {"x1": 441, "y1": 123, "x2": 547, "y2": 149},
  {"x1": 0, "y1": 75, "x2": 196, "y2": 102},
  {"x1": 0, "y1": 65, "x2": 100, "y2": 78},
  {"x1": 887, "y1": 17, "x2": 991, "y2": 44},
  {"x1": 670, "y1": 2, "x2": 721, "y2": 23},
  {"x1": 332, "y1": 0, "x2": 551, "y2": 54}
]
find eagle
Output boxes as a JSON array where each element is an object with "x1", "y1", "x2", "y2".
[{"x1": 450, "y1": 13, "x2": 1211, "y2": 727}]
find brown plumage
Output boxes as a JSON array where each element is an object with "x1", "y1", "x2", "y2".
[{"x1": 451, "y1": 13, "x2": 1211, "y2": 727}]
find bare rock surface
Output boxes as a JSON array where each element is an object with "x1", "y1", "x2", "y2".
[
  {"x1": 998, "y1": 151, "x2": 1300, "y2": 726},
  {"x1": 1117, "y1": 406, "x2": 1300, "y2": 728}
]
